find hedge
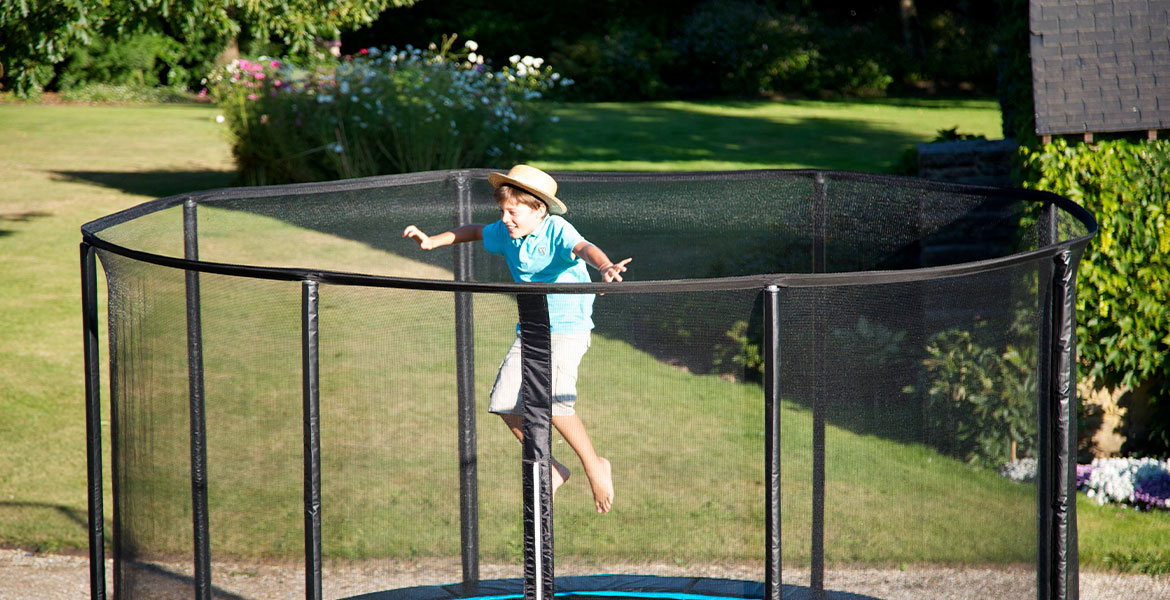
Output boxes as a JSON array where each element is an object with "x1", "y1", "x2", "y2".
[{"x1": 1023, "y1": 138, "x2": 1170, "y2": 455}]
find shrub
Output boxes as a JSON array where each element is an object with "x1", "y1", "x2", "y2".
[
  {"x1": 56, "y1": 33, "x2": 188, "y2": 90},
  {"x1": 922, "y1": 309, "x2": 1037, "y2": 469},
  {"x1": 207, "y1": 38, "x2": 566, "y2": 185},
  {"x1": 1022, "y1": 138, "x2": 1170, "y2": 456},
  {"x1": 549, "y1": 28, "x2": 670, "y2": 101},
  {"x1": 57, "y1": 83, "x2": 194, "y2": 104}
]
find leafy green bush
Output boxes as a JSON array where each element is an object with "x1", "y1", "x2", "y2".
[
  {"x1": 1022, "y1": 138, "x2": 1170, "y2": 455},
  {"x1": 207, "y1": 38, "x2": 565, "y2": 184},
  {"x1": 548, "y1": 28, "x2": 671, "y2": 101},
  {"x1": 922, "y1": 310, "x2": 1037, "y2": 468},
  {"x1": 56, "y1": 33, "x2": 187, "y2": 90},
  {"x1": 57, "y1": 83, "x2": 193, "y2": 104}
]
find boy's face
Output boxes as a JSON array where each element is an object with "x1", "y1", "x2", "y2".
[{"x1": 498, "y1": 198, "x2": 546, "y2": 238}]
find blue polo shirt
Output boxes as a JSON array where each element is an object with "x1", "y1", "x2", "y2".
[{"x1": 482, "y1": 215, "x2": 595, "y2": 333}]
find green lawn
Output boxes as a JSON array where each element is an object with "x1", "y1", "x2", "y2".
[
  {"x1": 534, "y1": 97, "x2": 1002, "y2": 172},
  {"x1": 1, "y1": 99, "x2": 1167, "y2": 574}
]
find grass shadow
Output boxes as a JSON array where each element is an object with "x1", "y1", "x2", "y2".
[
  {"x1": 53, "y1": 170, "x2": 236, "y2": 199},
  {"x1": 0, "y1": 210, "x2": 53, "y2": 237},
  {"x1": 0, "y1": 501, "x2": 88, "y2": 530}
]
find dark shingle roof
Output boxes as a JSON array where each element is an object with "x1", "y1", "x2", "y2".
[{"x1": 1030, "y1": 0, "x2": 1170, "y2": 135}]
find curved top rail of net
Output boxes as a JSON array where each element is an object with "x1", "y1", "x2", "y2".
[{"x1": 81, "y1": 169, "x2": 1096, "y2": 292}]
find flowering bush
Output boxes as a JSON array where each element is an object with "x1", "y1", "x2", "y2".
[
  {"x1": 999, "y1": 457, "x2": 1037, "y2": 483},
  {"x1": 205, "y1": 38, "x2": 566, "y2": 184},
  {"x1": 1079, "y1": 457, "x2": 1170, "y2": 511}
]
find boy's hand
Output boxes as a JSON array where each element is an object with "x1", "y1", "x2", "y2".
[
  {"x1": 402, "y1": 225, "x2": 434, "y2": 250},
  {"x1": 599, "y1": 257, "x2": 632, "y2": 283}
]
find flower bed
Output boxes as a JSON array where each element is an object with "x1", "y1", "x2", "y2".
[
  {"x1": 205, "y1": 38, "x2": 566, "y2": 185},
  {"x1": 1080, "y1": 457, "x2": 1170, "y2": 511},
  {"x1": 1001, "y1": 457, "x2": 1170, "y2": 511}
]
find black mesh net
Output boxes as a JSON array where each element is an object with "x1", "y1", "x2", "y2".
[{"x1": 86, "y1": 169, "x2": 1093, "y2": 600}]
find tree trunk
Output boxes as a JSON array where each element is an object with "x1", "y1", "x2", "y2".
[
  {"x1": 215, "y1": 36, "x2": 239, "y2": 68},
  {"x1": 899, "y1": 0, "x2": 924, "y2": 61}
]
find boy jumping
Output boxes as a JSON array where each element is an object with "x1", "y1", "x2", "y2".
[{"x1": 403, "y1": 164, "x2": 629, "y2": 514}]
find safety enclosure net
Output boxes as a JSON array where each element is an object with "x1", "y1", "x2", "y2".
[{"x1": 82, "y1": 169, "x2": 1094, "y2": 600}]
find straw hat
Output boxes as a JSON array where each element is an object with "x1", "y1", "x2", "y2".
[{"x1": 488, "y1": 165, "x2": 567, "y2": 215}]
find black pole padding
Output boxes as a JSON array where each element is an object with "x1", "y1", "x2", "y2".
[
  {"x1": 454, "y1": 171, "x2": 480, "y2": 591},
  {"x1": 1041, "y1": 249, "x2": 1081, "y2": 600},
  {"x1": 302, "y1": 280, "x2": 324, "y2": 600},
  {"x1": 81, "y1": 243, "x2": 107, "y2": 600},
  {"x1": 184, "y1": 198, "x2": 213, "y2": 600},
  {"x1": 763, "y1": 285, "x2": 782, "y2": 600},
  {"x1": 810, "y1": 173, "x2": 827, "y2": 597},
  {"x1": 1036, "y1": 254, "x2": 1054, "y2": 600},
  {"x1": 517, "y1": 293, "x2": 554, "y2": 600}
]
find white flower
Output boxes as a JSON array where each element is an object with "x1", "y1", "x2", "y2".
[
  {"x1": 468, "y1": 52, "x2": 478, "y2": 63},
  {"x1": 215, "y1": 115, "x2": 225, "y2": 123},
  {"x1": 464, "y1": 40, "x2": 478, "y2": 52},
  {"x1": 509, "y1": 55, "x2": 521, "y2": 64},
  {"x1": 331, "y1": 143, "x2": 344, "y2": 153}
]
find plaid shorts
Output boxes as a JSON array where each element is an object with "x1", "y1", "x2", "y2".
[{"x1": 488, "y1": 332, "x2": 591, "y2": 417}]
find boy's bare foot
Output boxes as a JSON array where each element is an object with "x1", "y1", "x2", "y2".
[
  {"x1": 587, "y1": 457, "x2": 613, "y2": 514},
  {"x1": 552, "y1": 459, "x2": 571, "y2": 498}
]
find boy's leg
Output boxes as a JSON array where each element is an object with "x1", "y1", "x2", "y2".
[
  {"x1": 500, "y1": 413, "x2": 571, "y2": 496},
  {"x1": 551, "y1": 414, "x2": 613, "y2": 514}
]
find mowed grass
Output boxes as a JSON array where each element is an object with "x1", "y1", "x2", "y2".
[{"x1": 2, "y1": 99, "x2": 1168, "y2": 573}]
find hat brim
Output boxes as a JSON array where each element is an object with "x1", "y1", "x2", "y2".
[{"x1": 488, "y1": 172, "x2": 567, "y2": 215}]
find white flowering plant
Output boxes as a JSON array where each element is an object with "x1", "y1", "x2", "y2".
[
  {"x1": 1078, "y1": 457, "x2": 1170, "y2": 511},
  {"x1": 999, "y1": 457, "x2": 1170, "y2": 512},
  {"x1": 204, "y1": 37, "x2": 567, "y2": 184}
]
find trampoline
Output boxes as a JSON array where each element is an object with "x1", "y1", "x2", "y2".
[{"x1": 81, "y1": 169, "x2": 1096, "y2": 600}]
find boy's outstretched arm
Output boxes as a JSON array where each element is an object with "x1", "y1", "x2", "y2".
[
  {"x1": 573, "y1": 241, "x2": 632, "y2": 283},
  {"x1": 403, "y1": 224, "x2": 484, "y2": 250}
]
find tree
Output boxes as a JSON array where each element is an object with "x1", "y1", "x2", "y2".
[{"x1": 0, "y1": 0, "x2": 415, "y2": 95}]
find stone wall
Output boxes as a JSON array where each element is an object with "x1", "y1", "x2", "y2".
[{"x1": 917, "y1": 138, "x2": 1019, "y2": 187}]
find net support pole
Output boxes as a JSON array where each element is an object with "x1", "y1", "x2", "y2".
[
  {"x1": 454, "y1": 171, "x2": 480, "y2": 590},
  {"x1": 810, "y1": 173, "x2": 827, "y2": 597},
  {"x1": 517, "y1": 294, "x2": 555, "y2": 600},
  {"x1": 1037, "y1": 247, "x2": 1081, "y2": 600},
  {"x1": 302, "y1": 280, "x2": 324, "y2": 600},
  {"x1": 81, "y1": 242, "x2": 107, "y2": 600},
  {"x1": 184, "y1": 198, "x2": 213, "y2": 600},
  {"x1": 763, "y1": 285, "x2": 782, "y2": 600}
]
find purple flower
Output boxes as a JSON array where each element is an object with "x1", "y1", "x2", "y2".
[
  {"x1": 1133, "y1": 465, "x2": 1170, "y2": 510},
  {"x1": 1076, "y1": 463, "x2": 1094, "y2": 489}
]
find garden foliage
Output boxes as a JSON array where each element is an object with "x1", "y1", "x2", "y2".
[
  {"x1": 922, "y1": 310, "x2": 1038, "y2": 469},
  {"x1": 1022, "y1": 138, "x2": 1170, "y2": 456},
  {"x1": 347, "y1": 0, "x2": 998, "y2": 101},
  {"x1": 207, "y1": 39, "x2": 564, "y2": 184}
]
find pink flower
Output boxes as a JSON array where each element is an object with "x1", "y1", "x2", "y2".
[
  {"x1": 198, "y1": 88, "x2": 207, "y2": 98},
  {"x1": 270, "y1": 60, "x2": 280, "y2": 68},
  {"x1": 254, "y1": 72, "x2": 266, "y2": 79},
  {"x1": 247, "y1": 93, "x2": 259, "y2": 101},
  {"x1": 274, "y1": 80, "x2": 282, "y2": 87},
  {"x1": 239, "y1": 60, "x2": 251, "y2": 69},
  {"x1": 360, "y1": 48, "x2": 369, "y2": 54}
]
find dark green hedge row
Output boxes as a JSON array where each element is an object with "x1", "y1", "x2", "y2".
[{"x1": 1023, "y1": 139, "x2": 1170, "y2": 455}]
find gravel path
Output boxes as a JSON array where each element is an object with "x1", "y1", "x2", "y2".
[{"x1": 1, "y1": 549, "x2": 1166, "y2": 600}]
